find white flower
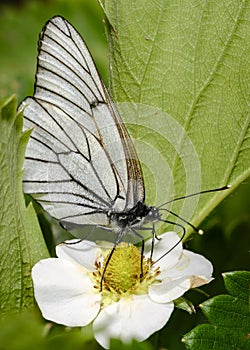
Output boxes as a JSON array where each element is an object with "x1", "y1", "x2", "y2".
[{"x1": 32, "y1": 231, "x2": 213, "y2": 348}]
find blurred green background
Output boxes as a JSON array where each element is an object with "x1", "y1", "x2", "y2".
[
  {"x1": 0, "y1": 1, "x2": 249, "y2": 349},
  {"x1": 0, "y1": 0, "x2": 108, "y2": 102}
]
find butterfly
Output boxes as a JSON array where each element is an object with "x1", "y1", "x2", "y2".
[{"x1": 20, "y1": 16, "x2": 228, "y2": 282}]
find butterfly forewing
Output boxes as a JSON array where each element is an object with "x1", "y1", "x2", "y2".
[{"x1": 21, "y1": 16, "x2": 144, "y2": 227}]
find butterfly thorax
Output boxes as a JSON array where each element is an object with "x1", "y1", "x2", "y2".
[{"x1": 110, "y1": 201, "x2": 160, "y2": 229}]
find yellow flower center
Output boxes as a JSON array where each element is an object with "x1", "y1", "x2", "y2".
[
  {"x1": 103, "y1": 244, "x2": 148, "y2": 293},
  {"x1": 92, "y1": 243, "x2": 160, "y2": 300}
]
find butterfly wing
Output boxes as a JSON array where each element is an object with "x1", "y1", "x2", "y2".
[{"x1": 20, "y1": 16, "x2": 144, "y2": 227}]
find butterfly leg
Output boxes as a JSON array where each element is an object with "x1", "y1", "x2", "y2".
[
  {"x1": 63, "y1": 239, "x2": 83, "y2": 245},
  {"x1": 128, "y1": 228, "x2": 145, "y2": 280},
  {"x1": 150, "y1": 222, "x2": 157, "y2": 261},
  {"x1": 100, "y1": 228, "x2": 126, "y2": 291}
]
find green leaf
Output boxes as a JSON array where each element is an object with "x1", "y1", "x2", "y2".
[
  {"x1": 201, "y1": 295, "x2": 249, "y2": 331},
  {"x1": 0, "y1": 311, "x2": 45, "y2": 350},
  {"x1": 0, "y1": 95, "x2": 49, "y2": 315},
  {"x1": 183, "y1": 324, "x2": 249, "y2": 350},
  {"x1": 0, "y1": 311, "x2": 92, "y2": 350},
  {"x1": 183, "y1": 270, "x2": 250, "y2": 350},
  {"x1": 110, "y1": 339, "x2": 153, "y2": 350},
  {"x1": 0, "y1": 0, "x2": 107, "y2": 101},
  {"x1": 223, "y1": 270, "x2": 250, "y2": 302},
  {"x1": 174, "y1": 297, "x2": 196, "y2": 314},
  {"x1": 104, "y1": 0, "x2": 250, "y2": 235}
]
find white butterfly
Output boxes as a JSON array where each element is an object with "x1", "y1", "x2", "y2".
[{"x1": 20, "y1": 16, "x2": 161, "y2": 245}]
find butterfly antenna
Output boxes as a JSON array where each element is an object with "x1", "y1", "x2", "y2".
[
  {"x1": 159, "y1": 207, "x2": 203, "y2": 234},
  {"x1": 153, "y1": 185, "x2": 231, "y2": 262},
  {"x1": 158, "y1": 185, "x2": 230, "y2": 209}
]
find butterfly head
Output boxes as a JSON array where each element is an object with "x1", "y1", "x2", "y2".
[{"x1": 145, "y1": 206, "x2": 161, "y2": 223}]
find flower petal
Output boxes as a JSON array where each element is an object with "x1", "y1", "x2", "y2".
[
  {"x1": 32, "y1": 258, "x2": 101, "y2": 326},
  {"x1": 181, "y1": 250, "x2": 213, "y2": 284},
  {"x1": 145, "y1": 231, "x2": 183, "y2": 270},
  {"x1": 149, "y1": 250, "x2": 213, "y2": 303},
  {"x1": 160, "y1": 250, "x2": 213, "y2": 280},
  {"x1": 56, "y1": 239, "x2": 103, "y2": 271},
  {"x1": 93, "y1": 294, "x2": 174, "y2": 349},
  {"x1": 148, "y1": 277, "x2": 191, "y2": 303}
]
